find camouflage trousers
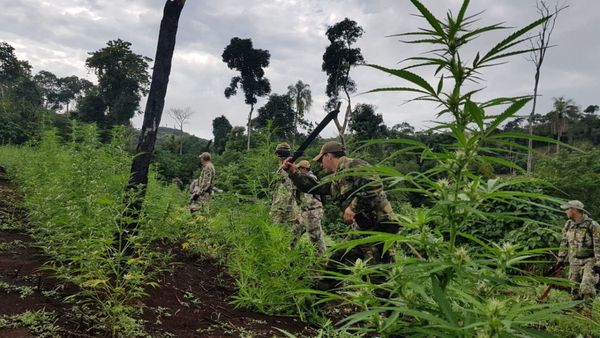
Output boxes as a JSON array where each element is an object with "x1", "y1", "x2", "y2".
[
  {"x1": 189, "y1": 193, "x2": 211, "y2": 215},
  {"x1": 568, "y1": 258, "x2": 599, "y2": 305},
  {"x1": 291, "y1": 208, "x2": 326, "y2": 254},
  {"x1": 271, "y1": 210, "x2": 299, "y2": 225}
]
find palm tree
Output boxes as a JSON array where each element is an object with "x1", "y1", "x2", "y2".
[
  {"x1": 547, "y1": 97, "x2": 579, "y2": 153},
  {"x1": 287, "y1": 80, "x2": 312, "y2": 145}
]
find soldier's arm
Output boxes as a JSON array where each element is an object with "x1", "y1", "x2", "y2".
[
  {"x1": 289, "y1": 171, "x2": 331, "y2": 195},
  {"x1": 198, "y1": 167, "x2": 213, "y2": 192},
  {"x1": 189, "y1": 179, "x2": 198, "y2": 194},
  {"x1": 557, "y1": 221, "x2": 570, "y2": 263}
]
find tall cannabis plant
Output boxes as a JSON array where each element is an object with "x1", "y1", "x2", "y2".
[{"x1": 312, "y1": 1, "x2": 585, "y2": 336}]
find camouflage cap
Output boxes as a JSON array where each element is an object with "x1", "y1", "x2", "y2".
[
  {"x1": 275, "y1": 143, "x2": 291, "y2": 151},
  {"x1": 297, "y1": 160, "x2": 311, "y2": 169},
  {"x1": 198, "y1": 152, "x2": 211, "y2": 161},
  {"x1": 560, "y1": 200, "x2": 585, "y2": 210},
  {"x1": 313, "y1": 141, "x2": 345, "y2": 162},
  {"x1": 275, "y1": 142, "x2": 291, "y2": 158}
]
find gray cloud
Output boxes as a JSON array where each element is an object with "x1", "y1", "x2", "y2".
[{"x1": 2, "y1": 0, "x2": 598, "y2": 139}]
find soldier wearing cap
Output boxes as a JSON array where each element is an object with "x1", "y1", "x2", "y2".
[
  {"x1": 556, "y1": 200, "x2": 600, "y2": 308},
  {"x1": 291, "y1": 160, "x2": 326, "y2": 254},
  {"x1": 282, "y1": 141, "x2": 399, "y2": 280},
  {"x1": 271, "y1": 143, "x2": 301, "y2": 226},
  {"x1": 189, "y1": 152, "x2": 215, "y2": 215}
]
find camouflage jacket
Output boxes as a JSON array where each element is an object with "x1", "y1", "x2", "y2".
[
  {"x1": 271, "y1": 168, "x2": 300, "y2": 216},
  {"x1": 289, "y1": 156, "x2": 394, "y2": 224},
  {"x1": 558, "y1": 215, "x2": 600, "y2": 266},
  {"x1": 190, "y1": 162, "x2": 215, "y2": 197},
  {"x1": 295, "y1": 171, "x2": 323, "y2": 212}
]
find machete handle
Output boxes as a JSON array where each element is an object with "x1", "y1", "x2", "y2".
[{"x1": 289, "y1": 101, "x2": 342, "y2": 163}]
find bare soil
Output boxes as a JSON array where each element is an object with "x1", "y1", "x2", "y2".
[{"x1": 0, "y1": 166, "x2": 315, "y2": 337}]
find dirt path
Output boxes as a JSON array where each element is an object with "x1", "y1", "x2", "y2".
[{"x1": 0, "y1": 166, "x2": 314, "y2": 337}]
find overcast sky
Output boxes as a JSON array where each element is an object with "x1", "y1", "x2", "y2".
[{"x1": 3, "y1": 0, "x2": 598, "y2": 139}]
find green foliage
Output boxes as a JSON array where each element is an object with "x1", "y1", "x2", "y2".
[
  {"x1": 222, "y1": 37, "x2": 271, "y2": 150},
  {"x1": 287, "y1": 80, "x2": 313, "y2": 140},
  {"x1": 460, "y1": 181, "x2": 562, "y2": 248},
  {"x1": 253, "y1": 93, "x2": 296, "y2": 139},
  {"x1": 536, "y1": 146, "x2": 600, "y2": 219},
  {"x1": 0, "y1": 41, "x2": 44, "y2": 144},
  {"x1": 222, "y1": 37, "x2": 271, "y2": 106},
  {"x1": 349, "y1": 103, "x2": 387, "y2": 145},
  {"x1": 212, "y1": 115, "x2": 233, "y2": 155},
  {"x1": 299, "y1": 0, "x2": 596, "y2": 336},
  {"x1": 184, "y1": 194, "x2": 318, "y2": 315},
  {"x1": 0, "y1": 41, "x2": 32, "y2": 83},
  {"x1": 0, "y1": 310, "x2": 61, "y2": 338},
  {"x1": 149, "y1": 126, "x2": 211, "y2": 185},
  {"x1": 85, "y1": 39, "x2": 151, "y2": 126},
  {"x1": 322, "y1": 18, "x2": 365, "y2": 107},
  {"x1": 348, "y1": 103, "x2": 387, "y2": 141},
  {"x1": 216, "y1": 131, "x2": 279, "y2": 198},
  {"x1": 33, "y1": 70, "x2": 92, "y2": 112},
  {"x1": 0, "y1": 123, "x2": 189, "y2": 336}
]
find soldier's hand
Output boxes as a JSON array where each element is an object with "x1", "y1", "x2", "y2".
[
  {"x1": 281, "y1": 158, "x2": 297, "y2": 174},
  {"x1": 343, "y1": 207, "x2": 356, "y2": 224}
]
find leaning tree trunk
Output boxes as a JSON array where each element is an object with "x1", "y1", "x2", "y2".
[
  {"x1": 333, "y1": 67, "x2": 354, "y2": 147},
  {"x1": 119, "y1": 0, "x2": 185, "y2": 255},
  {"x1": 526, "y1": 69, "x2": 540, "y2": 174},
  {"x1": 246, "y1": 104, "x2": 254, "y2": 151}
]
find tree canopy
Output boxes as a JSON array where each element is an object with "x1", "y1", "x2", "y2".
[
  {"x1": 212, "y1": 115, "x2": 233, "y2": 155},
  {"x1": 322, "y1": 18, "x2": 364, "y2": 106},
  {"x1": 253, "y1": 93, "x2": 295, "y2": 139},
  {"x1": 222, "y1": 37, "x2": 271, "y2": 150},
  {"x1": 85, "y1": 39, "x2": 151, "y2": 126},
  {"x1": 349, "y1": 103, "x2": 387, "y2": 140}
]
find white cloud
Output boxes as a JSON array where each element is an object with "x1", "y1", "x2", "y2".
[{"x1": 3, "y1": 0, "x2": 599, "y2": 140}]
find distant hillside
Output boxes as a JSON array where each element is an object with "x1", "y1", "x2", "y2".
[
  {"x1": 157, "y1": 127, "x2": 210, "y2": 142},
  {"x1": 158, "y1": 126, "x2": 189, "y2": 137}
]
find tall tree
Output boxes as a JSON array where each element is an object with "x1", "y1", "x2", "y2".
[
  {"x1": 253, "y1": 93, "x2": 295, "y2": 139},
  {"x1": 121, "y1": 0, "x2": 185, "y2": 255},
  {"x1": 286, "y1": 80, "x2": 312, "y2": 145},
  {"x1": 322, "y1": 18, "x2": 365, "y2": 146},
  {"x1": 0, "y1": 41, "x2": 32, "y2": 87},
  {"x1": 0, "y1": 42, "x2": 42, "y2": 144},
  {"x1": 76, "y1": 85, "x2": 107, "y2": 124},
  {"x1": 526, "y1": 1, "x2": 567, "y2": 173},
  {"x1": 33, "y1": 70, "x2": 60, "y2": 109},
  {"x1": 57, "y1": 76, "x2": 93, "y2": 113},
  {"x1": 349, "y1": 103, "x2": 387, "y2": 140},
  {"x1": 222, "y1": 37, "x2": 271, "y2": 151},
  {"x1": 547, "y1": 97, "x2": 578, "y2": 153},
  {"x1": 86, "y1": 39, "x2": 151, "y2": 126},
  {"x1": 167, "y1": 106, "x2": 194, "y2": 155},
  {"x1": 584, "y1": 105, "x2": 599, "y2": 115},
  {"x1": 212, "y1": 115, "x2": 232, "y2": 155}
]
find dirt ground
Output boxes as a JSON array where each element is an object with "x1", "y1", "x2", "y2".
[{"x1": 0, "y1": 166, "x2": 315, "y2": 337}]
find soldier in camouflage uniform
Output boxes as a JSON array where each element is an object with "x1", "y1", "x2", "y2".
[
  {"x1": 290, "y1": 160, "x2": 327, "y2": 254},
  {"x1": 282, "y1": 141, "x2": 399, "y2": 285},
  {"x1": 556, "y1": 200, "x2": 600, "y2": 308},
  {"x1": 189, "y1": 152, "x2": 216, "y2": 215},
  {"x1": 271, "y1": 143, "x2": 301, "y2": 226}
]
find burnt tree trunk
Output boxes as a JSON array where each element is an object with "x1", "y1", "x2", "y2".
[{"x1": 118, "y1": 0, "x2": 185, "y2": 254}]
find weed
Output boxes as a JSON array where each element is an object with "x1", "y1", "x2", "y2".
[
  {"x1": 0, "y1": 239, "x2": 26, "y2": 251},
  {"x1": 0, "y1": 310, "x2": 61, "y2": 338}
]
